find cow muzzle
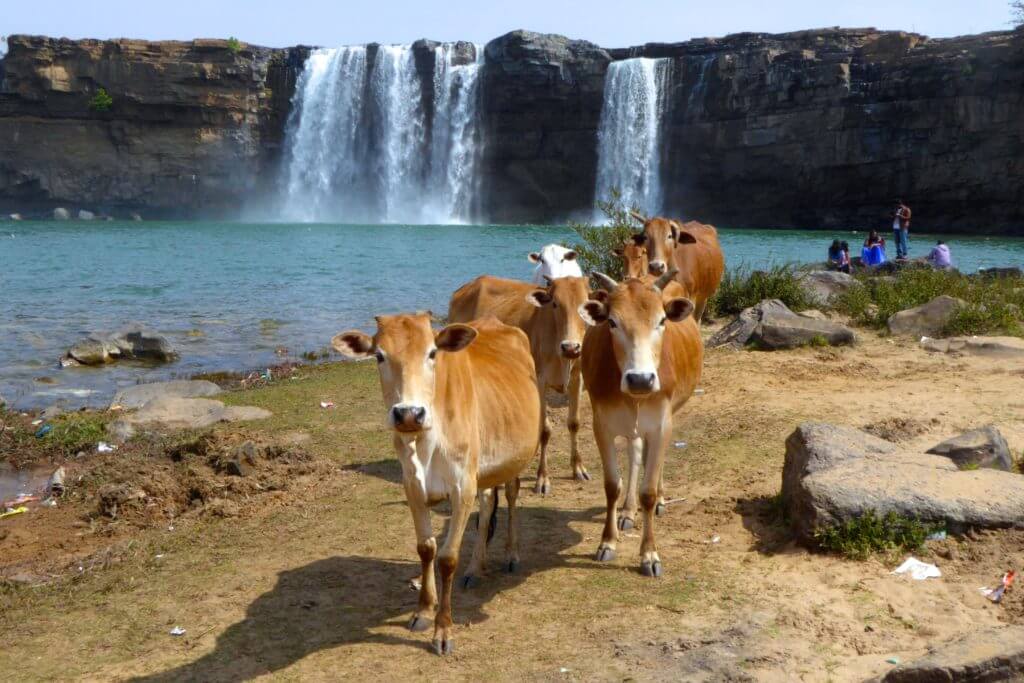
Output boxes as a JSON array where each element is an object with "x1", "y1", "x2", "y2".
[
  {"x1": 560, "y1": 341, "x2": 582, "y2": 359},
  {"x1": 623, "y1": 371, "x2": 659, "y2": 396},
  {"x1": 648, "y1": 260, "x2": 668, "y2": 276},
  {"x1": 390, "y1": 404, "x2": 428, "y2": 432}
]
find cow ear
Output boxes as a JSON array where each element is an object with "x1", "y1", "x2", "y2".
[
  {"x1": 664, "y1": 297, "x2": 695, "y2": 323},
  {"x1": 526, "y1": 289, "x2": 553, "y2": 307},
  {"x1": 578, "y1": 300, "x2": 609, "y2": 326},
  {"x1": 436, "y1": 324, "x2": 477, "y2": 353},
  {"x1": 670, "y1": 221, "x2": 697, "y2": 244},
  {"x1": 332, "y1": 331, "x2": 374, "y2": 359},
  {"x1": 528, "y1": 252, "x2": 541, "y2": 263},
  {"x1": 563, "y1": 250, "x2": 577, "y2": 261},
  {"x1": 631, "y1": 233, "x2": 646, "y2": 246},
  {"x1": 590, "y1": 289, "x2": 610, "y2": 304}
]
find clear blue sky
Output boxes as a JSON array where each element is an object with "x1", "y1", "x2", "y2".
[{"x1": 1, "y1": 0, "x2": 1016, "y2": 48}]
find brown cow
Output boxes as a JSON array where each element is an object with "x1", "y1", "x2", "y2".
[
  {"x1": 636, "y1": 216, "x2": 725, "y2": 323},
  {"x1": 449, "y1": 275, "x2": 592, "y2": 493},
  {"x1": 332, "y1": 314, "x2": 540, "y2": 655},
  {"x1": 615, "y1": 239, "x2": 691, "y2": 302},
  {"x1": 578, "y1": 273, "x2": 703, "y2": 576}
]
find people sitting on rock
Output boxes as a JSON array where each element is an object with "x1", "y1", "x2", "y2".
[
  {"x1": 838, "y1": 241, "x2": 851, "y2": 274},
  {"x1": 861, "y1": 230, "x2": 887, "y2": 267},
  {"x1": 827, "y1": 240, "x2": 843, "y2": 270},
  {"x1": 925, "y1": 240, "x2": 952, "y2": 270}
]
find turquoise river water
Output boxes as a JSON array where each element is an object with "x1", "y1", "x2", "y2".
[{"x1": 2, "y1": 221, "x2": 1023, "y2": 410}]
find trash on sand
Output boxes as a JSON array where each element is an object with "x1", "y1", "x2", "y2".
[
  {"x1": 0, "y1": 506, "x2": 28, "y2": 520},
  {"x1": 320, "y1": 401, "x2": 335, "y2": 409},
  {"x1": 31, "y1": 419, "x2": 43, "y2": 426},
  {"x1": 34, "y1": 424, "x2": 52, "y2": 438},
  {"x1": 926, "y1": 530, "x2": 947, "y2": 541},
  {"x1": 155, "y1": 554, "x2": 165, "y2": 560},
  {"x1": 708, "y1": 534, "x2": 721, "y2": 544},
  {"x1": 920, "y1": 336, "x2": 931, "y2": 344},
  {"x1": 980, "y1": 570, "x2": 1016, "y2": 604},
  {"x1": 673, "y1": 441, "x2": 688, "y2": 449},
  {"x1": 48, "y1": 467, "x2": 66, "y2": 495},
  {"x1": 96, "y1": 442, "x2": 116, "y2": 453},
  {"x1": 169, "y1": 626, "x2": 186, "y2": 636},
  {"x1": 41, "y1": 498, "x2": 57, "y2": 508},
  {"x1": 2, "y1": 494, "x2": 39, "y2": 507},
  {"x1": 886, "y1": 656, "x2": 901, "y2": 665},
  {"x1": 409, "y1": 577, "x2": 422, "y2": 591},
  {"x1": 559, "y1": 667, "x2": 571, "y2": 674},
  {"x1": 662, "y1": 497, "x2": 686, "y2": 507},
  {"x1": 891, "y1": 557, "x2": 941, "y2": 580},
  {"x1": 261, "y1": 369, "x2": 272, "y2": 381},
  {"x1": 694, "y1": 388, "x2": 705, "y2": 395}
]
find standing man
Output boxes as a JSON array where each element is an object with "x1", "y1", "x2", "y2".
[{"x1": 893, "y1": 199, "x2": 911, "y2": 260}]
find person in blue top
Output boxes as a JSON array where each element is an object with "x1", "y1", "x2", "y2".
[
  {"x1": 861, "y1": 230, "x2": 887, "y2": 266},
  {"x1": 828, "y1": 240, "x2": 843, "y2": 269}
]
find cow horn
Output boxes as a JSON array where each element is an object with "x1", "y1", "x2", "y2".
[
  {"x1": 652, "y1": 269, "x2": 678, "y2": 291},
  {"x1": 591, "y1": 272, "x2": 618, "y2": 291},
  {"x1": 629, "y1": 209, "x2": 648, "y2": 224}
]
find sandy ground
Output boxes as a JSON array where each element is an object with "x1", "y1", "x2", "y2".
[{"x1": 1, "y1": 325, "x2": 1023, "y2": 682}]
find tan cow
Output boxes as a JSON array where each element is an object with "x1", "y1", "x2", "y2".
[
  {"x1": 578, "y1": 273, "x2": 703, "y2": 576},
  {"x1": 615, "y1": 239, "x2": 691, "y2": 303},
  {"x1": 635, "y1": 216, "x2": 725, "y2": 323},
  {"x1": 332, "y1": 313, "x2": 540, "y2": 655},
  {"x1": 449, "y1": 275, "x2": 592, "y2": 493}
]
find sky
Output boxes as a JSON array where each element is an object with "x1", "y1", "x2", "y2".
[{"x1": 1, "y1": 0, "x2": 1017, "y2": 48}]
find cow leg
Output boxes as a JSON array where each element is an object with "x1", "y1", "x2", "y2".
[
  {"x1": 401, "y1": 483, "x2": 437, "y2": 632},
  {"x1": 594, "y1": 423, "x2": 621, "y2": 562},
  {"x1": 462, "y1": 487, "x2": 496, "y2": 588},
  {"x1": 639, "y1": 416, "x2": 671, "y2": 578},
  {"x1": 694, "y1": 297, "x2": 708, "y2": 326},
  {"x1": 534, "y1": 384, "x2": 552, "y2": 495},
  {"x1": 618, "y1": 436, "x2": 642, "y2": 531},
  {"x1": 567, "y1": 363, "x2": 589, "y2": 481},
  {"x1": 504, "y1": 477, "x2": 521, "y2": 573},
  {"x1": 433, "y1": 482, "x2": 476, "y2": 655}
]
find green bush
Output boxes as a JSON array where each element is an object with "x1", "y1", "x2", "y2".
[
  {"x1": 568, "y1": 189, "x2": 644, "y2": 281},
  {"x1": 814, "y1": 510, "x2": 941, "y2": 561},
  {"x1": 226, "y1": 37, "x2": 242, "y2": 53},
  {"x1": 707, "y1": 264, "x2": 813, "y2": 316},
  {"x1": 88, "y1": 88, "x2": 113, "y2": 112}
]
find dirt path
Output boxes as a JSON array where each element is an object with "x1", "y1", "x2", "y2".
[{"x1": 2, "y1": 329, "x2": 1023, "y2": 681}]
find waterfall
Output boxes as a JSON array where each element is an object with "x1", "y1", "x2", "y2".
[
  {"x1": 594, "y1": 58, "x2": 670, "y2": 219},
  {"x1": 687, "y1": 55, "x2": 715, "y2": 120},
  {"x1": 278, "y1": 43, "x2": 483, "y2": 224}
]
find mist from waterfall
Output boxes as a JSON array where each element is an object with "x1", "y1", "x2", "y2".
[
  {"x1": 594, "y1": 57, "x2": 670, "y2": 220},
  {"x1": 278, "y1": 43, "x2": 483, "y2": 224}
]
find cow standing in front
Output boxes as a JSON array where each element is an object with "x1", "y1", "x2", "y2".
[
  {"x1": 449, "y1": 274, "x2": 592, "y2": 492},
  {"x1": 578, "y1": 273, "x2": 703, "y2": 576},
  {"x1": 332, "y1": 314, "x2": 540, "y2": 655}
]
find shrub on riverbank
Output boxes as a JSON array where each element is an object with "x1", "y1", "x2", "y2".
[
  {"x1": 835, "y1": 268, "x2": 1024, "y2": 337},
  {"x1": 569, "y1": 191, "x2": 642, "y2": 281},
  {"x1": 708, "y1": 265, "x2": 813, "y2": 316},
  {"x1": 814, "y1": 510, "x2": 941, "y2": 561}
]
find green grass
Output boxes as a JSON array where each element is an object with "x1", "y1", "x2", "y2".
[
  {"x1": 708, "y1": 264, "x2": 813, "y2": 316},
  {"x1": 88, "y1": 88, "x2": 113, "y2": 112},
  {"x1": 814, "y1": 510, "x2": 942, "y2": 561},
  {"x1": 568, "y1": 189, "x2": 644, "y2": 282},
  {"x1": 45, "y1": 413, "x2": 109, "y2": 455}
]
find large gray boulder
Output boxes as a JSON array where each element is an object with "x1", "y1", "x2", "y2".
[
  {"x1": 65, "y1": 328, "x2": 177, "y2": 366},
  {"x1": 66, "y1": 336, "x2": 123, "y2": 365},
  {"x1": 887, "y1": 295, "x2": 965, "y2": 337},
  {"x1": 879, "y1": 626, "x2": 1024, "y2": 682},
  {"x1": 923, "y1": 335, "x2": 1024, "y2": 358},
  {"x1": 108, "y1": 396, "x2": 271, "y2": 441},
  {"x1": 708, "y1": 299, "x2": 856, "y2": 350},
  {"x1": 799, "y1": 270, "x2": 861, "y2": 307},
  {"x1": 53, "y1": 207, "x2": 70, "y2": 220},
  {"x1": 782, "y1": 422, "x2": 1024, "y2": 541},
  {"x1": 110, "y1": 379, "x2": 222, "y2": 410},
  {"x1": 77, "y1": 209, "x2": 95, "y2": 220},
  {"x1": 927, "y1": 425, "x2": 1014, "y2": 472}
]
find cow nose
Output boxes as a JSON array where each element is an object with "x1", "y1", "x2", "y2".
[
  {"x1": 648, "y1": 261, "x2": 667, "y2": 276},
  {"x1": 391, "y1": 405, "x2": 427, "y2": 430},
  {"x1": 624, "y1": 372, "x2": 657, "y2": 394},
  {"x1": 560, "y1": 341, "x2": 582, "y2": 359}
]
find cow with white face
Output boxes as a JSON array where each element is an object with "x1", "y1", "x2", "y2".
[
  {"x1": 332, "y1": 313, "x2": 540, "y2": 655},
  {"x1": 529, "y1": 244, "x2": 583, "y2": 284},
  {"x1": 578, "y1": 273, "x2": 703, "y2": 577}
]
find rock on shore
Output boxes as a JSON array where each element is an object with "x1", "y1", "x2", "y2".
[
  {"x1": 65, "y1": 328, "x2": 177, "y2": 365},
  {"x1": 708, "y1": 299, "x2": 856, "y2": 350}
]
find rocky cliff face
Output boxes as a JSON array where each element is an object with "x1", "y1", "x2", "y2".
[{"x1": 1, "y1": 28, "x2": 1022, "y2": 232}]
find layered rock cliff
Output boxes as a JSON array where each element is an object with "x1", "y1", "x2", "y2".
[{"x1": 1, "y1": 28, "x2": 1022, "y2": 231}]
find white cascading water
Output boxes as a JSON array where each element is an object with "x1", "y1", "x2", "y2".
[
  {"x1": 687, "y1": 55, "x2": 715, "y2": 120},
  {"x1": 279, "y1": 43, "x2": 483, "y2": 224},
  {"x1": 594, "y1": 57, "x2": 670, "y2": 219}
]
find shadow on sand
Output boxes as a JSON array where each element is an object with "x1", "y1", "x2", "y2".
[{"x1": 132, "y1": 505, "x2": 607, "y2": 682}]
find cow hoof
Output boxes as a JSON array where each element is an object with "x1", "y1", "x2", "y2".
[
  {"x1": 534, "y1": 479, "x2": 551, "y2": 495},
  {"x1": 461, "y1": 574, "x2": 481, "y2": 589},
  {"x1": 408, "y1": 615, "x2": 431, "y2": 632},
  {"x1": 618, "y1": 516, "x2": 634, "y2": 531},
  {"x1": 595, "y1": 546, "x2": 616, "y2": 562},
  {"x1": 640, "y1": 560, "x2": 663, "y2": 578},
  {"x1": 505, "y1": 559, "x2": 520, "y2": 574},
  {"x1": 574, "y1": 468, "x2": 591, "y2": 482},
  {"x1": 433, "y1": 638, "x2": 454, "y2": 656},
  {"x1": 655, "y1": 502, "x2": 666, "y2": 516}
]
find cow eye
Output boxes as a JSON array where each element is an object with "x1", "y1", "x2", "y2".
[
  {"x1": 375, "y1": 350, "x2": 385, "y2": 364},
  {"x1": 608, "y1": 319, "x2": 618, "y2": 329},
  {"x1": 658, "y1": 317, "x2": 667, "y2": 327},
  {"x1": 428, "y1": 348, "x2": 437, "y2": 361}
]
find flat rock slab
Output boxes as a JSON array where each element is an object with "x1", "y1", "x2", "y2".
[
  {"x1": 927, "y1": 425, "x2": 1014, "y2": 472},
  {"x1": 708, "y1": 299, "x2": 856, "y2": 350},
  {"x1": 879, "y1": 625, "x2": 1024, "y2": 682},
  {"x1": 888, "y1": 295, "x2": 965, "y2": 337},
  {"x1": 783, "y1": 423, "x2": 1024, "y2": 541},
  {"x1": 109, "y1": 396, "x2": 270, "y2": 441},
  {"x1": 923, "y1": 335, "x2": 1024, "y2": 358},
  {"x1": 800, "y1": 270, "x2": 861, "y2": 307},
  {"x1": 110, "y1": 380, "x2": 222, "y2": 410}
]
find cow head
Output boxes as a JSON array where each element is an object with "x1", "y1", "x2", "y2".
[
  {"x1": 578, "y1": 272, "x2": 694, "y2": 397},
  {"x1": 526, "y1": 275, "x2": 591, "y2": 361},
  {"x1": 613, "y1": 234, "x2": 649, "y2": 280},
  {"x1": 637, "y1": 218, "x2": 697, "y2": 276},
  {"x1": 331, "y1": 312, "x2": 476, "y2": 434},
  {"x1": 529, "y1": 244, "x2": 583, "y2": 284}
]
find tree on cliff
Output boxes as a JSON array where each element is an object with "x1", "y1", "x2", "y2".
[{"x1": 1013, "y1": 1, "x2": 1024, "y2": 27}]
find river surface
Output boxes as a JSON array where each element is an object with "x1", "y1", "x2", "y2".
[{"x1": 3, "y1": 221, "x2": 1023, "y2": 410}]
